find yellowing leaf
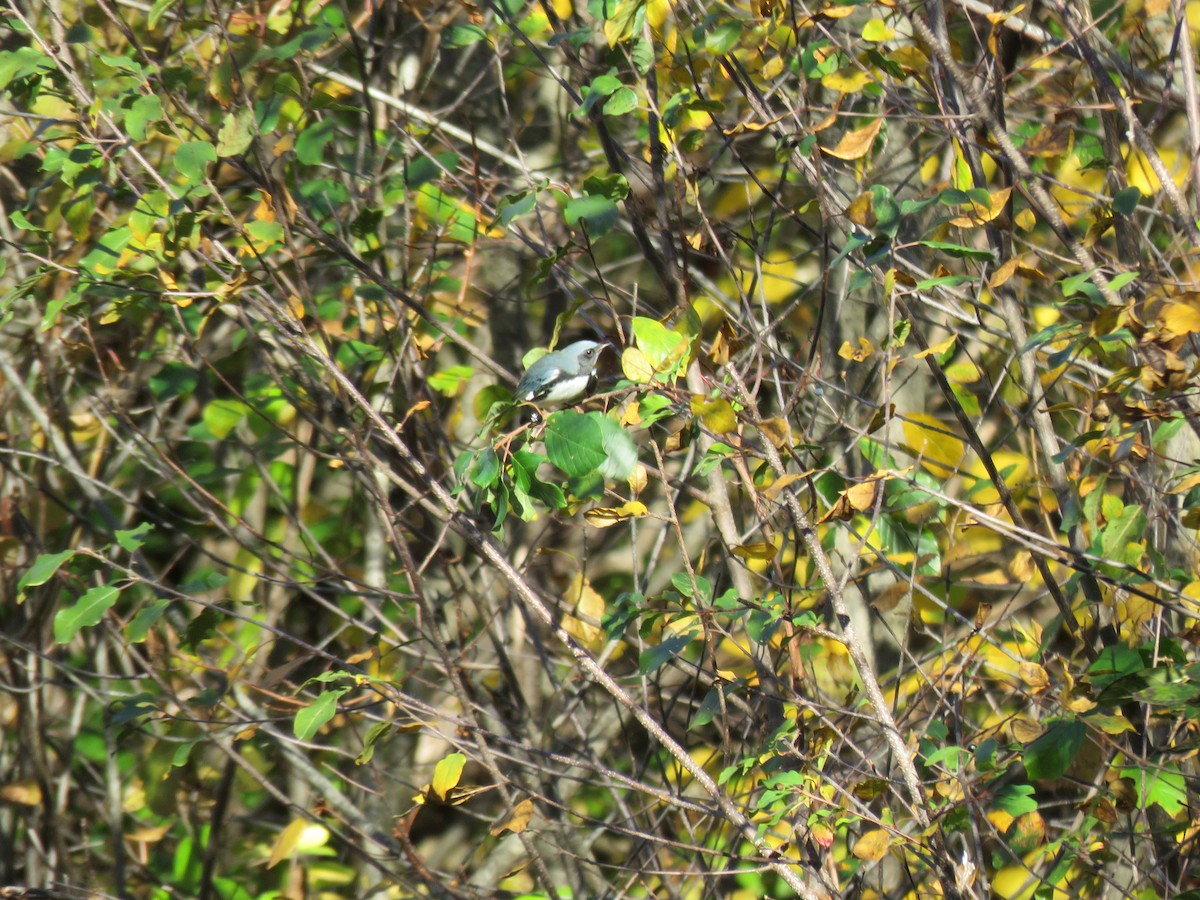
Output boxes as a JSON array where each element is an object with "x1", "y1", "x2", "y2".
[
  {"x1": 432, "y1": 752, "x2": 467, "y2": 801},
  {"x1": 839, "y1": 337, "x2": 876, "y2": 362},
  {"x1": 1126, "y1": 147, "x2": 1187, "y2": 196},
  {"x1": 757, "y1": 417, "x2": 792, "y2": 449},
  {"x1": 820, "y1": 475, "x2": 885, "y2": 523},
  {"x1": 762, "y1": 472, "x2": 804, "y2": 501},
  {"x1": 912, "y1": 334, "x2": 957, "y2": 360},
  {"x1": 948, "y1": 187, "x2": 1012, "y2": 226},
  {"x1": 1157, "y1": 297, "x2": 1200, "y2": 336},
  {"x1": 861, "y1": 17, "x2": 894, "y2": 41},
  {"x1": 823, "y1": 118, "x2": 883, "y2": 160},
  {"x1": 267, "y1": 818, "x2": 307, "y2": 869},
  {"x1": 603, "y1": 0, "x2": 644, "y2": 45},
  {"x1": 887, "y1": 45, "x2": 928, "y2": 74},
  {"x1": 1019, "y1": 662, "x2": 1049, "y2": 691},
  {"x1": 852, "y1": 828, "x2": 891, "y2": 862},
  {"x1": 584, "y1": 501, "x2": 649, "y2": 527},
  {"x1": 126, "y1": 823, "x2": 172, "y2": 843},
  {"x1": 902, "y1": 413, "x2": 964, "y2": 477},
  {"x1": 491, "y1": 798, "x2": 535, "y2": 836},
  {"x1": 0, "y1": 779, "x2": 42, "y2": 807},
  {"x1": 628, "y1": 463, "x2": 648, "y2": 494},
  {"x1": 732, "y1": 542, "x2": 778, "y2": 561},
  {"x1": 691, "y1": 395, "x2": 737, "y2": 433},
  {"x1": 621, "y1": 346, "x2": 655, "y2": 383},
  {"x1": 562, "y1": 573, "x2": 606, "y2": 648},
  {"x1": 989, "y1": 256, "x2": 1049, "y2": 288},
  {"x1": 822, "y1": 67, "x2": 873, "y2": 94}
]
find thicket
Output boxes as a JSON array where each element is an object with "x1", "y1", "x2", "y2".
[{"x1": 3, "y1": 0, "x2": 1200, "y2": 896}]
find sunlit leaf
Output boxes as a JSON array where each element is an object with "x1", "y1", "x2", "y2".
[{"x1": 432, "y1": 753, "x2": 468, "y2": 800}]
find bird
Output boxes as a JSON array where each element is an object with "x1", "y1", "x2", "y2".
[{"x1": 513, "y1": 340, "x2": 608, "y2": 409}]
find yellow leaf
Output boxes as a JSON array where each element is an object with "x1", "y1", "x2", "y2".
[
  {"x1": 820, "y1": 475, "x2": 884, "y2": 523},
  {"x1": 0, "y1": 779, "x2": 42, "y2": 807},
  {"x1": 621, "y1": 346, "x2": 655, "y2": 383},
  {"x1": 628, "y1": 463, "x2": 648, "y2": 494},
  {"x1": 491, "y1": 798, "x2": 535, "y2": 836},
  {"x1": 1019, "y1": 662, "x2": 1049, "y2": 691},
  {"x1": 562, "y1": 573, "x2": 606, "y2": 647},
  {"x1": 1157, "y1": 297, "x2": 1200, "y2": 336},
  {"x1": 839, "y1": 337, "x2": 876, "y2": 362},
  {"x1": 989, "y1": 256, "x2": 1048, "y2": 288},
  {"x1": 823, "y1": 119, "x2": 882, "y2": 160},
  {"x1": 887, "y1": 45, "x2": 928, "y2": 74},
  {"x1": 822, "y1": 66, "x2": 872, "y2": 94},
  {"x1": 948, "y1": 186, "x2": 1012, "y2": 226},
  {"x1": 432, "y1": 752, "x2": 467, "y2": 801},
  {"x1": 986, "y1": 2, "x2": 1025, "y2": 22},
  {"x1": 584, "y1": 500, "x2": 649, "y2": 527},
  {"x1": 645, "y1": 0, "x2": 669, "y2": 30},
  {"x1": 691, "y1": 395, "x2": 737, "y2": 433},
  {"x1": 1127, "y1": 147, "x2": 1187, "y2": 196},
  {"x1": 902, "y1": 413, "x2": 964, "y2": 477},
  {"x1": 762, "y1": 472, "x2": 804, "y2": 500},
  {"x1": 125, "y1": 823, "x2": 172, "y2": 843},
  {"x1": 912, "y1": 334, "x2": 957, "y2": 360},
  {"x1": 268, "y1": 818, "x2": 308, "y2": 869},
  {"x1": 756, "y1": 417, "x2": 792, "y2": 449},
  {"x1": 732, "y1": 542, "x2": 778, "y2": 561},
  {"x1": 861, "y1": 17, "x2": 894, "y2": 41},
  {"x1": 852, "y1": 828, "x2": 891, "y2": 862}
]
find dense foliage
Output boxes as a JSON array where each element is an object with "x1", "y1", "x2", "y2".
[{"x1": 4, "y1": 0, "x2": 1200, "y2": 896}]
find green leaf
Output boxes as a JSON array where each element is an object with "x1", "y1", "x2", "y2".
[
  {"x1": 704, "y1": 20, "x2": 742, "y2": 54},
  {"x1": 632, "y1": 316, "x2": 690, "y2": 377},
  {"x1": 148, "y1": 0, "x2": 179, "y2": 28},
  {"x1": 917, "y1": 240, "x2": 995, "y2": 262},
  {"x1": 1022, "y1": 719, "x2": 1084, "y2": 781},
  {"x1": 1113, "y1": 187, "x2": 1141, "y2": 217},
  {"x1": 639, "y1": 630, "x2": 696, "y2": 674},
  {"x1": 545, "y1": 411, "x2": 606, "y2": 477},
  {"x1": 492, "y1": 190, "x2": 536, "y2": 228},
  {"x1": 173, "y1": 141, "x2": 217, "y2": 185},
  {"x1": 124, "y1": 94, "x2": 163, "y2": 142},
  {"x1": 54, "y1": 585, "x2": 121, "y2": 643},
  {"x1": 18, "y1": 549, "x2": 76, "y2": 591},
  {"x1": 428, "y1": 365, "x2": 474, "y2": 396},
  {"x1": 604, "y1": 0, "x2": 645, "y2": 45},
  {"x1": 603, "y1": 86, "x2": 638, "y2": 116},
  {"x1": 356, "y1": 721, "x2": 394, "y2": 765},
  {"x1": 294, "y1": 118, "x2": 338, "y2": 166},
  {"x1": 1119, "y1": 763, "x2": 1187, "y2": 816},
  {"x1": 294, "y1": 688, "x2": 350, "y2": 741},
  {"x1": 432, "y1": 752, "x2": 467, "y2": 799},
  {"x1": 563, "y1": 194, "x2": 618, "y2": 235},
  {"x1": 216, "y1": 107, "x2": 255, "y2": 157},
  {"x1": 126, "y1": 600, "x2": 170, "y2": 643},
  {"x1": 583, "y1": 173, "x2": 629, "y2": 201},
  {"x1": 915, "y1": 274, "x2": 975, "y2": 290},
  {"x1": 444, "y1": 23, "x2": 486, "y2": 47},
  {"x1": 470, "y1": 448, "x2": 500, "y2": 488},
  {"x1": 992, "y1": 783, "x2": 1038, "y2": 817},
  {"x1": 1060, "y1": 268, "x2": 1096, "y2": 297},
  {"x1": 202, "y1": 398, "x2": 249, "y2": 439},
  {"x1": 110, "y1": 693, "x2": 159, "y2": 727},
  {"x1": 115, "y1": 522, "x2": 154, "y2": 553},
  {"x1": 595, "y1": 414, "x2": 637, "y2": 480},
  {"x1": 1100, "y1": 504, "x2": 1146, "y2": 564}
]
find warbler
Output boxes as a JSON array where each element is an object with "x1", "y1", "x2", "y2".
[{"x1": 513, "y1": 340, "x2": 607, "y2": 409}]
